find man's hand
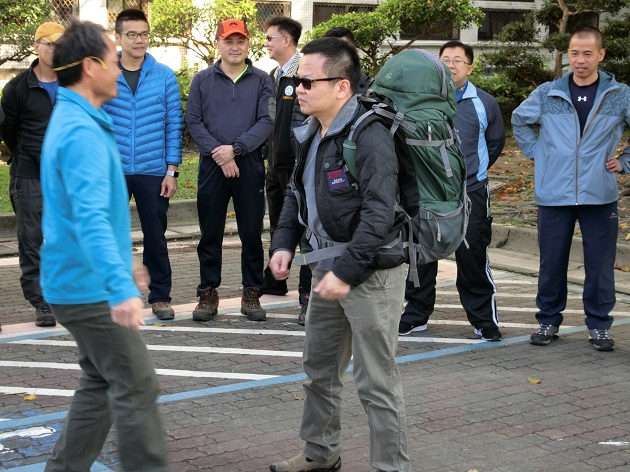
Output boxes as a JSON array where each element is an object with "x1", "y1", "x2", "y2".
[
  {"x1": 314, "y1": 271, "x2": 351, "y2": 300},
  {"x1": 133, "y1": 260, "x2": 150, "y2": 292},
  {"x1": 269, "y1": 250, "x2": 293, "y2": 280},
  {"x1": 160, "y1": 175, "x2": 178, "y2": 198},
  {"x1": 606, "y1": 157, "x2": 622, "y2": 173},
  {"x1": 211, "y1": 144, "x2": 236, "y2": 166},
  {"x1": 220, "y1": 159, "x2": 240, "y2": 178},
  {"x1": 111, "y1": 297, "x2": 145, "y2": 330}
]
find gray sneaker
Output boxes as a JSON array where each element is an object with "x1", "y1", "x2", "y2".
[
  {"x1": 530, "y1": 324, "x2": 559, "y2": 346},
  {"x1": 589, "y1": 329, "x2": 615, "y2": 351},
  {"x1": 270, "y1": 452, "x2": 341, "y2": 472}
]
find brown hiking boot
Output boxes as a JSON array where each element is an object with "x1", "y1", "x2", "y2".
[
  {"x1": 241, "y1": 287, "x2": 266, "y2": 321},
  {"x1": 152, "y1": 302, "x2": 175, "y2": 320},
  {"x1": 193, "y1": 287, "x2": 219, "y2": 321}
]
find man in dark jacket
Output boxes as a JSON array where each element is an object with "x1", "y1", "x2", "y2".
[
  {"x1": 262, "y1": 16, "x2": 312, "y2": 325},
  {"x1": 399, "y1": 41, "x2": 505, "y2": 342},
  {"x1": 186, "y1": 20, "x2": 273, "y2": 322},
  {"x1": 0, "y1": 21, "x2": 65, "y2": 328},
  {"x1": 269, "y1": 38, "x2": 411, "y2": 472}
]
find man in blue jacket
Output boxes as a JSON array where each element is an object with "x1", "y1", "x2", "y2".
[
  {"x1": 399, "y1": 41, "x2": 505, "y2": 341},
  {"x1": 41, "y1": 20, "x2": 166, "y2": 471},
  {"x1": 512, "y1": 26, "x2": 630, "y2": 351},
  {"x1": 186, "y1": 20, "x2": 273, "y2": 322},
  {"x1": 103, "y1": 9, "x2": 183, "y2": 321}
]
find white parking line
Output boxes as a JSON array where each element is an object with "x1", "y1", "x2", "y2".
[
  {"x1": 0, "y1": 361, "x2": 277, "y2": 380},
  {"x1": 10, "y1": 339, "x2": 304, "y2": 357}
]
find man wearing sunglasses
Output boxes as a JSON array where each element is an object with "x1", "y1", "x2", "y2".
[
  {"x1": 103, "y1": 8, "x2": 183, "y2": 322},
  {"x1": 186, "y1": 19, "x2": 273, "y2": 322},
  {"x1": 262, "y1": 16, "x2": 313, "y2": 325},
  {"x1": 0, "y1": 21, "x2": 65, "y2": 328},
  {"x1": 269, "y1": 38, "x2": 411, "y2": 472}
]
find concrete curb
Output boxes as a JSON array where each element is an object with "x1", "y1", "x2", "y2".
[{"x1": 3, "y1": 198, "x2": 630, "y2": 293}]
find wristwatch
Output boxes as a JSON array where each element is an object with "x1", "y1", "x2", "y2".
[
  {"x1": 165, "y1": 170, "x2": 179, "y2": 178},
  {"x1": 232, "y1": 144, "x2": 243, "y2": 156}
]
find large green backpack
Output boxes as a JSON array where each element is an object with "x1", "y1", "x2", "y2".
[{"x1": 343, "y1": 49, "x2": 470, "y2": 285}]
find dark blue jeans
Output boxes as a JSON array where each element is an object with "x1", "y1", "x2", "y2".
[
  {"x1": 536, "y1": 203, "x2": 617, "y2": 329},
  {"x1": 126, "y1": 175, "x2": 172, "y2": 304}
]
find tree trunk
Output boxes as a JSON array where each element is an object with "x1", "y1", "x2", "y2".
[{"x1": 554, "y1": 2, "x2": 571, "y2": 78}]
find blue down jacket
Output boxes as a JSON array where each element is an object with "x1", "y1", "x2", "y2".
[{"x1": 103, "y1": 53, "x2": 183, "y2": 176}]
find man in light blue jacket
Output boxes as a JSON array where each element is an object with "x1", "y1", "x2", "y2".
[
  {"x1": 512, "y1": 26, "x2": 630, "y2": 351},
  {"x1": 103, "y1": 9, "x2": 183, "y2": 320}
]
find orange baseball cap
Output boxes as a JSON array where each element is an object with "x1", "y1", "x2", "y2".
[{"x1": 216, "y1": 19, "x2": 249, "y2": 39}]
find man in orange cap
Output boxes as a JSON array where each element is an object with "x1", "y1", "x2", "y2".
[
  {"x1": 186, "y1": 19, "x2": 273, "y2": 322},
  {"x1": 0, "y1": 21, "x2": 65, "y2": 328}
]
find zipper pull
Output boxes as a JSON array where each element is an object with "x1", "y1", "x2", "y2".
[{"x1": 428, "y1": 123, "x2": 432, "y2": 142}]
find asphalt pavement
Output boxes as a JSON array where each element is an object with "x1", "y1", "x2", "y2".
[{"x1": 2, "y1": 202, "x2": 630, "y2": 471}]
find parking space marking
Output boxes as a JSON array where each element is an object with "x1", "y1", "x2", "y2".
[{"x1": 0, "y1": 361, "x2": 277, "y2": 381}]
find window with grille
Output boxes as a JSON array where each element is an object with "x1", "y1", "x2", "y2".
[
  {"x1": 107, "y1": 0, "x2": 150, "y2": 31},
  {"x1": 49, "y1": 0, "x2": 80, "y2": 27},
  {"x1": 400, "y1": 21, "x2": 459, "y2": 41},
  {"x1": 312, "y1": 3, "x2": 375, "y2": 27},
  {"x1": 255, "y1": 2, "x2": 291, "y2": 31},
  {"x1": 478, "y1": 10, "x2": 528, "y2": 41}
]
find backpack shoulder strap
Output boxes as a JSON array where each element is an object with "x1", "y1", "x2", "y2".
[{"x1": 342, "y1": 104, "x2": 415, "y2": 178}]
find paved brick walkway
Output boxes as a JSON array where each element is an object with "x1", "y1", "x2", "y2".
[{"x1": 2, "y1": 229, "x2": 630, "y2": 471}]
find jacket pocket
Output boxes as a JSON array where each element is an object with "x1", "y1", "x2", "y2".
[{"x1": 321, "y1": 155, "x2": 357, "y2": 195}]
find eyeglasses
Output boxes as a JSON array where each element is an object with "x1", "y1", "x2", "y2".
[
  {"x1": 52, "y1": 56, "x2": 108, "y2": 72},
  {"x1": 120, "y1": 31, "x2": 150, "y2": 40},
  {"x1": 265, "y1": 34, "x2": 284, "y2": 42},
  {"x1": 293, "y1": 76, "x2": 343, "y2": 90},
  {"x1": 37, "y1": 40, "x2": 57, "y2": 50},
  {"x1": 441, "y1": 59, "x2": 470, "y2": 66}
]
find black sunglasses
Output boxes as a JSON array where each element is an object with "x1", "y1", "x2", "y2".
[{"x1": 293, "y1": 76, "x2": 343, "y2": 90}]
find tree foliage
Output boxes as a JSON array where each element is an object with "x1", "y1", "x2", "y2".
[
  {"x1": 307, "y1": 11, "x2": 398, "y2": 76},
  {"x1": 533, "y1": 0, "x2": 630, "y2": 77},
  {"x1": 151, "y1": 0, "x2": 265, "y2": 66},
  {"x1": 476, "y1": 20, "x2": 553, "y2": 126},
  {"x1": 0, "y1": 0, "x2": 51, "y2": 66},
  {"x1": 600, "y1": 11, "x2": 630, "y2": 83},
  {"x1": 306, "y1": 0, "x2": 484, "y2": 77}
]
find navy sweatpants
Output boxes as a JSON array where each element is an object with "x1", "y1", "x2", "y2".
[{"x1": 536, "y1": 203, "x2": 617, "y2": 329}]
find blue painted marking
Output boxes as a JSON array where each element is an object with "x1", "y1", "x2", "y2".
[{"x1": 0, "y1": 461, "x2": 114, "y2": 471}]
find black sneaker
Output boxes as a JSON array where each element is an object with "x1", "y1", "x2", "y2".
[
  {"x1": 474, "y1": 326, "x2": 502, "y2": 342},
  {"x1": 589, "y1": 329, "x2": 615, "y2": 351},
  {"x1": 530, "y1": 324, "x2": 559, "y2": 346},
  {"x1": 398, "y1": 320, "x2": 428, "y2": 336},
  {"x1": 35, "y1": 305, "x2": 56, "y2": 327}
]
